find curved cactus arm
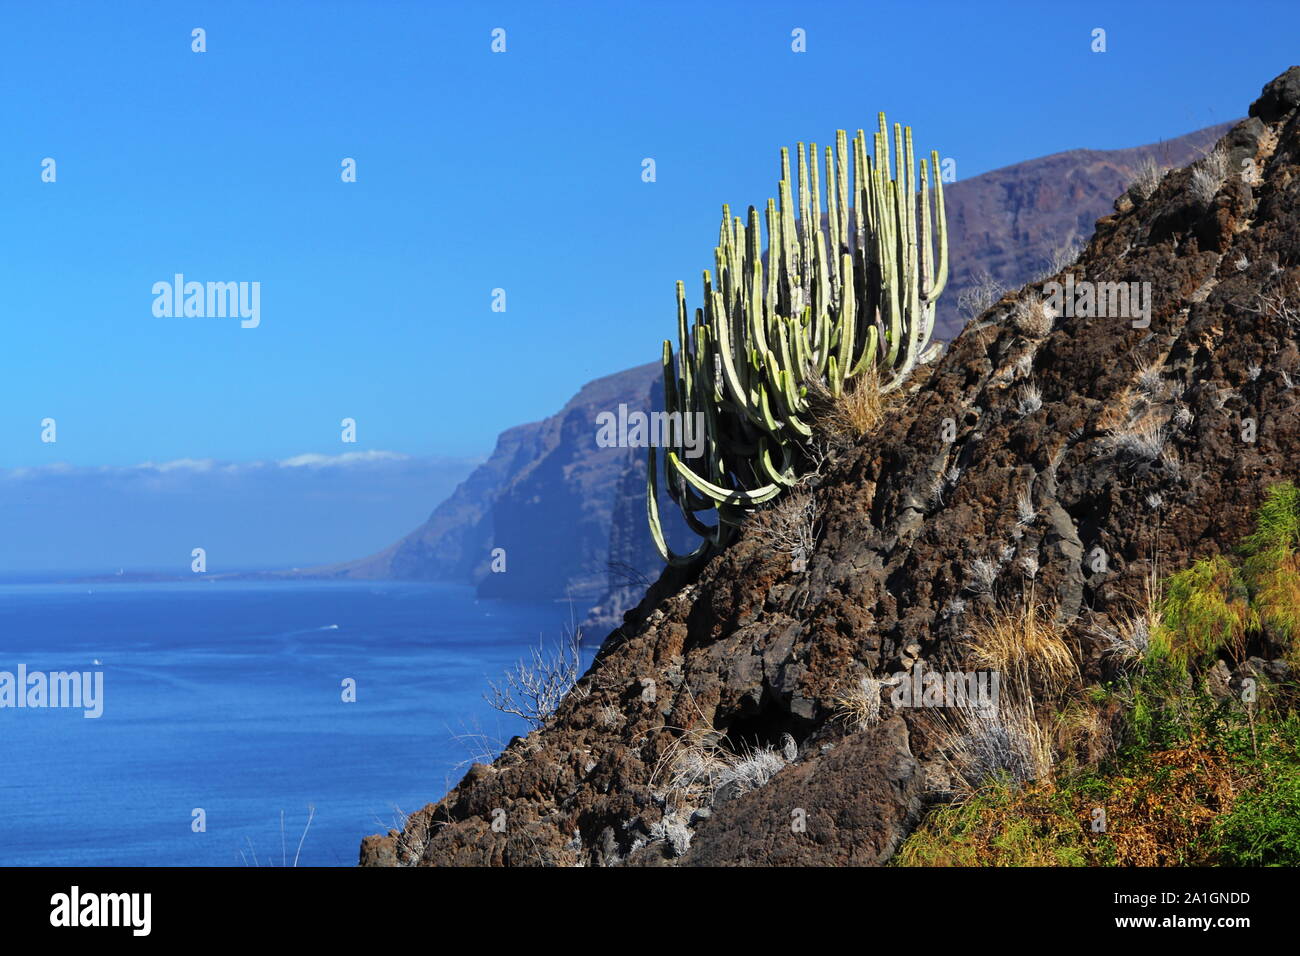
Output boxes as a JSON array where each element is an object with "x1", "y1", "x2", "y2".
[
  {"x1": 755, "y1": 379, "x2": 782, "y2": 433},
  {"x1": 849, "y1": 323, "x2": 880, "y2": 378},
  {"x1": 772, "y1": 319, "x2": 806, "y2": 410},
  {"x1": 668, "y1": 451, "x2": 783, "y2": 505},
  {"x1": 716, "y1": 504, "x2": 751, "y2": 529},
  {"x1": 762, "y1": 356, "x2": 811, "y2": 438},
  {"x1": 646, "y1": 447, "x2": 714, "y2": 566},
  {"x1": 832, "y1": 252, "x2": 856, "y2": 396},
  {"x1": 776, "y1": 371, "x2": 812, "y2": 435},
  {"x1": 922, "y1": 149, "x2": 949, "y2": 303},
  {"x1": 757, "y1": 438, "x2": 798, "y2": 486}
]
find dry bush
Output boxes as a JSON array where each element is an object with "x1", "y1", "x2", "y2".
[
  {"x1": 920, "y1": 653, "x2": 1060, "y2": 796},
  {"x1": 921, "y1": 588, "x2": 1083, "y2": 794},
  {"x1": 750, "y1": 487, "x2": 820, "y2": 563},
  {"x1": 897, "y1": 739, "x2": 1247, "y2": 866},
  {"x1": 1101, "y1": 743, "x2": 1246, "y2": 865},
  {"x1": 1242, "y1": 279, "x2": 1300, "y2": 333},
  {"x1": 936, "y1": 683, "x2": 1057, "y2": 793},
  {"x1": 653, "y1": 727, "x2": 789, "y2": 810},
  {"x1": 484, "y1": 626, "x2": 585, "y2": 729},
  {"x1": 1040, "y1": 236, "x2": 1083, "y2": 280},
  {"x1": 597, "y1": 703, "x2": 624, "y2": 729},
  {"x1": 958, "y1": 271, "x2": 1005, "y2": 322},
  {"x1": 926, "y1": 585, "x2": 1083, "y2": 795}
]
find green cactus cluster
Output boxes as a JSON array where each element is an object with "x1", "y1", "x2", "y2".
[{"x1": 648, "y1": 113, "x2": 949, "y2": 565}]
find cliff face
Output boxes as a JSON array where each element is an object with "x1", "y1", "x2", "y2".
[
  {"x1": 323, "y1": 363, "x2": 662, "y2": 600},
  {"x1": 360, "y1": 68, "x2": 1300, "y2": 867}
]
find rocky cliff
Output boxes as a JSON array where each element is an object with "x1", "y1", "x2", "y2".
[
  {"x1": 360, "y1": 68, "x2": 1300, "y2": 867},
  {"x1": 317, "y1": 363, "x2": 665, "y2": 602}
]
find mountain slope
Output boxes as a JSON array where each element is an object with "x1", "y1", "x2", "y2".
[{"x1": 360, "y1": 67, "x2": 1300, "y2": 867}]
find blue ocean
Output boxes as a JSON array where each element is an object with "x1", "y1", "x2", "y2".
[{"x1": 0, "y1": 579, "x2": 587, "y2": 866}]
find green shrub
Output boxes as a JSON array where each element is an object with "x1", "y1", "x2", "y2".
[
  {"x1": 1241, "y1": 481, "x2": 1300, "y2": 561},
  {"x1": 1211, "y1": 763, "x2": 1300, "y2": 865},
  {"x1": 1152, "y1": 556, "x2": 1254, "y2": 670}
]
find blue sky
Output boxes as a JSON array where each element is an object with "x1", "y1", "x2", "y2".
[{"x1": 2, "y1": 0, "x2": 1296, "y2": 470}]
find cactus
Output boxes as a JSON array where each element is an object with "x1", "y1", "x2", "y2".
[{"x1": 648, "y1": 114, "x2": 948, "y2": 565}]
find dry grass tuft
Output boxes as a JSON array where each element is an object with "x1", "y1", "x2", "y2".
[
  {"x1": 1190, "y1": 145, "x2": 1229, "y2": 204},
  {"x1": 962, "y1": 587, "x2": 1079, "y2": 698},
  {"x1": 1128, "y1": 155, "x2": 1164, "y2": 200},
  {"x1": 1012, "y1": 293, "x2": 1055, "y2": 337},
  {"x1": 832, "y1": 674, "x2": 902, "y2": 731},
  {"x1": 935, "y1": 685, "x2": 1058, "y2": 793},
  {"x1": 810, "y1": 365, "x2": 888, "y2": 446}
]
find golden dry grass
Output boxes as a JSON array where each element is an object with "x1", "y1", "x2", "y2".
[
  {"x1": 809, "y1": 365, "x2": 890, "y2": 446},
  {"x1": 895, "y1": 739, "x2": 1248, "y2": 867},
  {"x1": 961, "y1": 586, "x2": 1080, "y2": 698}
]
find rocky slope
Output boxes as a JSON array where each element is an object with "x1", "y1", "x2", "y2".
[
  {"x1": 936, "y1": 121, "x2": 1233, "y2": 340},
  {"x1": 360, "y1": 68, "x2": 1300, "y2": 867},
  {"x1": 317, "y1": 126, "x2": 1230, "y2": 621}
]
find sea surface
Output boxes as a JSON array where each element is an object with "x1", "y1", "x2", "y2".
[{"x1": 0, "y1": 578, "x2": 587, "y2": 866}]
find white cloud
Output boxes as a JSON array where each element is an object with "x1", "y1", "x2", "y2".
[
  {"x1": 277, "y1": 450, "x2": 410, "y2": 468},
  {"x1": 0, "y1": 451, "x2": 416, "y2": 479},
  {"x1": 139, "y1": 458, "x2": 216, "y2": 473}
]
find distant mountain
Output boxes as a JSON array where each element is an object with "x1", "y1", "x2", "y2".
[
  {"x1": 322, "y1": 122, "x2": 1237, "y2": 623},
  {"x1": 312, "y1": 363, "x2": 683, "y2": 605}
]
